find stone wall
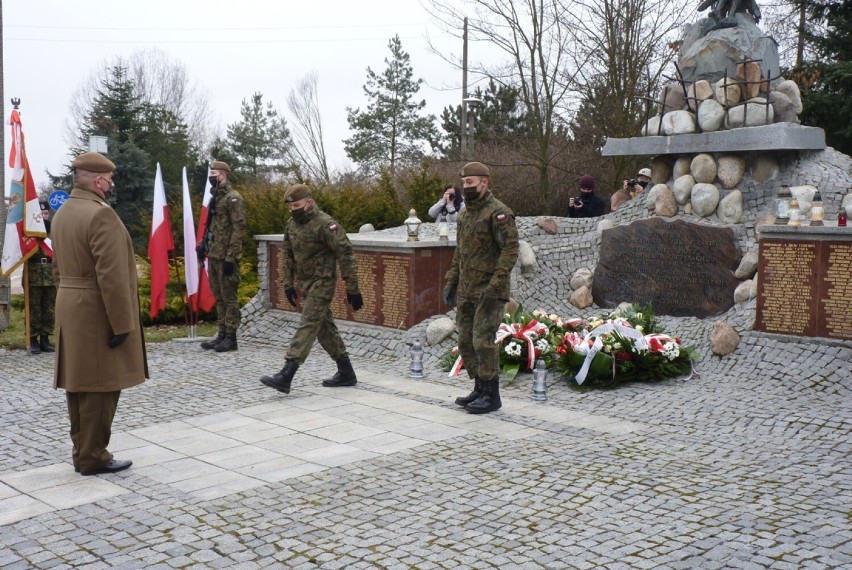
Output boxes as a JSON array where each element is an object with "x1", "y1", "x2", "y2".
[{"x1": 241, "y1": 147, "x2": 852, "y2": 375}]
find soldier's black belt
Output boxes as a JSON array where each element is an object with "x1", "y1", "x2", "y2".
[{"x1": 38, "y1": 258, "x2": 52, "y2": 264}]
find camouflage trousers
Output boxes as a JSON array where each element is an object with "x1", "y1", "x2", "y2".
[
  {"x1": 29, "y1": 285, "x2": 56, "y2": 336},
  {"x1": 286, "y1": 293, "x2": 347, "y2": 365},
  {"x1": 208, "y1": 260, "x2": 241, "y2": 333},
  {"x1": 456, "y1": 295, "x2": 504, "y2": 380}
]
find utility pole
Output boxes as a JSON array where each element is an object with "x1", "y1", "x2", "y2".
[
  {"x1": 460, "y1": 17, "x2": 468, "y2": 161},
  {"x1": 0, "y1": 0, "x2": 10, "y2": 332}
]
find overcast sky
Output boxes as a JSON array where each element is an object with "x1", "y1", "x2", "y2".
[{"x1": 3, "y1": 0, "x2": 496, "y2": 193}]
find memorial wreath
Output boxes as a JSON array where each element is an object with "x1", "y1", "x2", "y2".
[{"x1": 443, "y1": 304, "x2": 696, "y2": 387}]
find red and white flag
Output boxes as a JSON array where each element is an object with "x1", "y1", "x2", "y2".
[
  {"x1": 194, "y1": 168, "x2": 216, "y2": 312},
  {"x1": 182, "y1": 167, "x2": 215, "y2": 312},
  {"x1": 1, "y1": 108, "x2": 46, "y2": 277},
  {"x1": 148, "y1": 163, "x2": 174, "y2": 318}
]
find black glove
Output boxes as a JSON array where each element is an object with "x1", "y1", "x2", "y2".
[
  {"x1": 347, "y1": 292, "x2": 364, "y2": 311},
  {"x1": 285, "y1": 287, "x2": 298, "y2": 307},
  {"x1": 223, "y1": 261, "x2": 236, "y2": 276},
  {"x1": 108, "y1": 332, "x2": 129, "y2": 348},
  {"x1": 478, "y1": 288, "x2": 499, "y2": 305},
  {"x1": 443, "y1": 284, "x2": 457, "y2": 308}
]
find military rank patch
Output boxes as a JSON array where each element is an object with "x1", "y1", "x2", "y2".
[
  {"x1": 329, "y1": 223, "x2": 339, "y2": 232},
  {"x1": 496, "y1": 213, "x2": 507, "y2": 222}
]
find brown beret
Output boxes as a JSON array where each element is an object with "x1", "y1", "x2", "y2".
[
  {"x1": 285, "y1": 184, "x2": 312, "y2": 203},
  {"x1": 459, "y1": 161, "x2": 490, "y2": 177},
  {"x1": 210, "y1": 160, "x2": 230, "y2": 173},
  {"x1": 72, "y1": 151, "x2": 116, "y2": 173}
]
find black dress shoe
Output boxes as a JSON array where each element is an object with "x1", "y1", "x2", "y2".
[{"x1": 81, "y1": 458, "x2": 132, "y2": 476}]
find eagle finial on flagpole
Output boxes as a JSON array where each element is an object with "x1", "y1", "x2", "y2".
[{"x1": 11, "y1": 98, "x2": 20, "y2": 110}]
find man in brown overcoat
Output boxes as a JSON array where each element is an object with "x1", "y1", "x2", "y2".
[{"x1": 51, "y1": 151, "x2": 148, "y2": 476}]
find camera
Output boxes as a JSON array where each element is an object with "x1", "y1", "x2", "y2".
[
  {"x1": 447, "y1": 194, "x2": 454, "y2": 202},
  {"x1": 627, "y1": 179, "x2": 637, "y2": 187}
]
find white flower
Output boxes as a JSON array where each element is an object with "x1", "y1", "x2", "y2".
[
  {"x1": 662, "y1": 341, "x2": 680, "y2": 361},
  {"x1": 636, "y1": 325, "x2": 644, "y2": 333},
  {"x1": 535, "y1": 339, "x2": 550, "y2": 354},
  {"x1": 548, "y1": 313, "x2": 559, "y2": 322},
  {"x1": 636, "y1": 312, "x2": 643, "y2": 319},
  {"x1": 504, "y1": 342, "x2": 522, "y2": 357},
  {"x1": 532, "y1": 309, "x2": 543, "y2": 317}
]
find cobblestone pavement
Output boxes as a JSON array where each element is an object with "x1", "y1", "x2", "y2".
[{"x1": 1, "y1": 325, "x2": 850, "y2": 569}]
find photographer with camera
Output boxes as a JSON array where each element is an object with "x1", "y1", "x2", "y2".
[
  {"x1": 428, "y1": 183, "x2": 465, "y2": 223},
  {"x1": 622, "y1": 167, "x2": 652, "y2": 197},
  {"x1": 568, "y1": 174, "x2": 605, "y2": 218}
]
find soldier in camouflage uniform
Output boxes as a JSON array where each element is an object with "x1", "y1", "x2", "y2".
[
  {"x1": 27, "y1": 200, "x2": 56, "y2": 354},
  {"x1": 443, "y1": 162, "x2": 519, "y2": 414},
  {"x1": 197, "y1": 161, "x2": 245, "y2": 352},
  {"x1": 259, "y1": 184, "x2": 364, "y2": 394}
]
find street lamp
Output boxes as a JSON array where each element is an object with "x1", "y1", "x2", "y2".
[{"x1": 462, "y1": 96, "x2": 482, "y2": 159}]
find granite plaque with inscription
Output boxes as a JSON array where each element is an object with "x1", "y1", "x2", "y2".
[{"x1": 593, "y1": 218, "x2": 740, "y2": 317}]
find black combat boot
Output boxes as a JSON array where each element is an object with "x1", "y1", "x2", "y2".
[
  {"x1": 322, "y1": 356, "x2": 357, "y2": 387},
  {"x1": 29, "y1": 337, "x2": 41, "y2": 355},
  {"x1": 260, "y1": 360, "x2": 299, "y2": 393},
  {"x1": 455, "y1": 377, "x2": 483, "y2": 407},
  {"x1": 465, "y1": 378, "x2": 502, "y2": 414},
  {"x1": 214, "y1": 332, "x2": 238, "y2": 352},
  {"x1": 39, "y1": 335, "x2": 55, "y2": 353},
  {"x1": 201, "y1": 330, "x2": 226, "y2": 350}
]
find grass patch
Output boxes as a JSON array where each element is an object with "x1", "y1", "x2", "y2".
[{"x1": 0, "y1": 294, "x2": 218, "y2": 349}]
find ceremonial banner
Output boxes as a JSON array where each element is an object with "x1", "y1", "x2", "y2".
[{"x1": 1, "y1": 109, "x2": 45, "y2": 277}]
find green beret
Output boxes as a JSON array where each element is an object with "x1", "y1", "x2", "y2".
[
  {"x1": 285, "y1": 184, "x2": 312, "y2": 203},
  {"x1": 210, "y1": 160, "x2": 230, "y2": 173},
  {"x1": 459, "y1": 161, "x2": 490, "y2": 177},
  {"x1": 72, "y1": 152, "x2": 116, "y2": 173}
]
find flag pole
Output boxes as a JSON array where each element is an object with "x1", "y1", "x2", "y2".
[
  {"x1": 169, "y1": 251, "x2": 194, "y2": 338},
  {"x1": 23, "y1": 262, "x2": 32, "y2": 353}
]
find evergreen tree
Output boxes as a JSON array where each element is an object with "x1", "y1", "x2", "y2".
[
  {"x1": 440, "y1": 80, "x2": 529, "y2": 157},
  {"x1": 344, "y1": 35, "x2": 439, "y2": 175},
  {"x1": 225, "y1": 92, "x2": 293, "y2": 181},
  {"x1": 796, "y1": 0, "x2": 852, "y2": 154}
]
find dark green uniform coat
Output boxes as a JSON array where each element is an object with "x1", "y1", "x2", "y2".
[
  {"x1": 27, "y1": 244, "x2": 56, "y2": 337},
  {"x1": 446, "y1": 191, "x2": 519, "y2": 380},
  {"x1": 282, "y1": 205, "x2": 360, "y2": 363},
  {"x1": 206, "y1": 183, "x2": 246, "y2": 332}
]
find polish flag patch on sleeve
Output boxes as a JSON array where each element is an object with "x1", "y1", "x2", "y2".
[
  {"x1": 329, "y1": 223, "x2": 339, "y2": 232},
  {"x1": 496, "y1": 213, "x2": 507, "y2": 222}
]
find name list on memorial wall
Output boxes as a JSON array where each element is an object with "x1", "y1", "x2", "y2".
[
  {"x1": 755, "y1": 241, "x2": 817, "y2": 335},
  {"x1": 593, "y1": 218, "x2": 740, "y2": 318},
  {"x1": 756, "y1": 238, "x2": 852, "y2": 340}
]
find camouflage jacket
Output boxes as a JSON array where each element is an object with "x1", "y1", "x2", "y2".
[
  {"x1": 446, "y1": 191, "x2": 519, "y2": 300},
  {"x1": 283, "y1": 206, "x2": 360, "y2": 299},
  {"x1": 207, "y1": 183, "x2": 246, "y2": 262},
  {"x1": 27, "y1": 243, "x2": 55, "y2": 287}
]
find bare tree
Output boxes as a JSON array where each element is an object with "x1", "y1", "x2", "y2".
[
  {"x1": 563, "y1": 0, "x2": 690, "y2": 190},
  {"x1": 127, "y1": 49, "x2": 213, "y2": 151},
  {"x1": 287, "y1": 72, "x2": 331, "y2": 184},
  {"x1": 425, "y1": 0, "x2": 583, "y2": 212},
  {"x1": 63, "y1": 49, "x2": 213, "y2": 155}
]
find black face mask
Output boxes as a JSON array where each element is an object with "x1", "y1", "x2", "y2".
[
  {"x1": 208, "y1": 175, "x2": 220, "y2": 188},
  {"x1": 290, "y1": 207, "x2": 310, "y2": 223},
  {"x1": 463, "y1": 185, "x2": 480, "y2": 202},
  {"x1": 580, "y1": 189, "x2": 594, "y2": 196},
  {"x1": 638, "y1": 180, "x2": 649, "y2": 189}
]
